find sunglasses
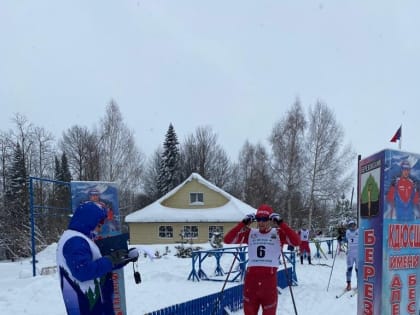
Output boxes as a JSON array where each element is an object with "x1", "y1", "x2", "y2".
[{"x1": 255, "y1": 217, "x2": 269, "y2": 222}]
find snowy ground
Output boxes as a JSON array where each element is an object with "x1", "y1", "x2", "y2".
[{"x1": 0, "y1": 242, "x2": 357, "y2": 314}]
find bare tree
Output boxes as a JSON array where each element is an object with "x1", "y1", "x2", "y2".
[
  {"x1": 60, "y1": 125, "x2": 99, "y2": 180},
  {"x1": 0, "y1": 131, "x2": 14, "y2": 201},
  {"x1": 32, "y1": 127, "x2": 55, "y2": 179},
  {"x1": 235, "y1": 141, "x2": 277, "y2": 208},
  {"x1": 305, "y1": 101, "x2": 354, "y2": 229},
  {"x1": 97, "y1": 101, "x2": 145, "y2": 218},
  {"x1": 180, "y1": 126, "x2": 231, "y2": 188},
  {"x1": 270, "y1": 99, "x2": 307, "y2": 224},
  {"x1": 97, "y1": 100, "x2": 144, "y2": 191},
  {"x1": 10, "y1": 114, "x2": 34, "y2": 176},
  {"x1": 143, "y1": 148, "x2": 163, "y2": 201}
]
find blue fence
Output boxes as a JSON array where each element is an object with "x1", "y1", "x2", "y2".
[
  {"x1": 145, "y1": 283, "x2": 242, "y2": 315},
  {"x1": 311, "y1": 238, "x2": 336, "y2": 259},
  {"x1": 188, "y1": 246, "x2": 297, "y2": 286},
  {"x1": 146, "y1": 267, "x2": 294, "y2": 315},
  {"x1": 188, "y1": 246, "x2": 248, "y2": 282}
]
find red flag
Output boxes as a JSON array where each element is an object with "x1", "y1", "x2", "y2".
[{"x1": 390, "y1": 126, "x2": 401, "y2": 143}]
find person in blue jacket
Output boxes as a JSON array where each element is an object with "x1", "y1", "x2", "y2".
[{"x1": 56, "y1": 201, "x2": 138, "y2": 315}]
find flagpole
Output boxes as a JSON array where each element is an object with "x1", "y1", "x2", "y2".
[
  {"x1": 390, "y1": 125, "x2": 402, "y2": 149},
  {"x1": 399, "y1": 124, "x2": 402, "y2": 150}
]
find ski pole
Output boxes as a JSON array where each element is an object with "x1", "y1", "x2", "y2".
[
  {"x1": 281, "y1": 248, "x2": 298, "y2": 315},
  {"x1": 326, "y1": 239, "x2": 340, "y2": 291},
  {"x1": 211, "y1": 235, "x2": 245, "y2": 315}
]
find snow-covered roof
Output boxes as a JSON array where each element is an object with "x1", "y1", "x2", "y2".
[{"x1": 125, "y1": 173, "x2": 256, "y2": 223}]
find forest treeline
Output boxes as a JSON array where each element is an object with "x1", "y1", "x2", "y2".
[{"x1": 0, "y1": 98, "x2": 356, "y2": 259}]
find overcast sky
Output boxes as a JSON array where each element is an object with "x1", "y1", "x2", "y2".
[{"x1": 1, "y1": 0, "x2": 419, "y2": 163}]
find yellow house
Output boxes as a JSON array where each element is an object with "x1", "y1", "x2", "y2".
[{"x1": 125, "y1": 173, "x2": 256, "y2": 244}]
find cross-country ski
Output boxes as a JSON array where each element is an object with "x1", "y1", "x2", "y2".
[
  {"x1": 336, "y1": 288, "x2": 358, "y2": 299},
  {"x1": 336, "y1": 288, "x2": 349, "y2": 299}
]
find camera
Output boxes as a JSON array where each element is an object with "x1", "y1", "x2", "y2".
[
  {"x1": 134, "y1": 270, "x2": 141, "y2": 284},
  {"x1": 132, "y1": 262, "x2": 141, "y2": 284}
]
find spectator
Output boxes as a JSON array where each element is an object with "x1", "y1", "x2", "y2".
[{"x1": 56, "y1": 201, "x2": 138, "y2": 315}]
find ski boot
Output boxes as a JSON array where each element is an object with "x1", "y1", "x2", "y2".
[{"x1": 346, "y1": 281, "x2": 351, "y2": 291}]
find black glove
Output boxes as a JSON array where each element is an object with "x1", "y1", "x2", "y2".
[
  {"x1": 242, "y1": 214, "x2": 255, "y2": 225},
  {"x1": 269, "y1": 213, "x2": 283, "y2": 224},
  {"x1": 105, "y1": 249, "x2": 130, "y2": 267}
]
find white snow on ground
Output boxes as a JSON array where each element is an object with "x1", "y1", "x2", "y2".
[{"x1": 0, "y1": 242, "x2": 357, "y2": 314}]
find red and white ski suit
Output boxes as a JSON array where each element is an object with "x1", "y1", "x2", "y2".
[
  {"x1": 224, "y1": 222, "x2": 300, "y2": 315},
  {"x1": 298, "y1": 229, "x2": 311, "y2": 255}
]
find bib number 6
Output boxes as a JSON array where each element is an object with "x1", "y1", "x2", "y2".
[{"x1": 257, "y1": 245, "x2": 266, "y2": 258}]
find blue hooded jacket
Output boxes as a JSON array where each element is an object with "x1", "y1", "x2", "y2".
[{"x1": 57, "y1": 201, "x2": 115, "y2": 315}]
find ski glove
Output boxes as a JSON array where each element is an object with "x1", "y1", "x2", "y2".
[
  {"x1": 269, "y1": 213, "x2": 283, "y2": 224},
  {"x1": 242, "y1": 214, "x2": 255, "y2": 225},
  {"x1": 105, "y1": 249, "x2": 129, "y2": 267}
]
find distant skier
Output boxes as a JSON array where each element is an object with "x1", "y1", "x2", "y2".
[
  {"x1": 209, "y1": 232, "x2": 223, "y2": 248},
  {"x1": 298, "y1": 224, "x2": 312, "y2": 264},
  {"x1": 224, "y1": 204, "x2": 300, "y2": 315},
  {"x1": 345, "y1": 220, "x2": 359, "y2": 291}
]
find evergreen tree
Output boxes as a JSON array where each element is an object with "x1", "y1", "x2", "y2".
[
  {"x1": 60, "y1": 153, "x2": 72, "y2": 182},
  {"x1": 329, "y1": 193, "x2": 355, "y2": 229},
  {"x1": 55, "y1": 153, "x2": 71, "y2": 206},
  {"x1": 54, "y1": 156, "x2": 60, "y2": 181},
  {"x1": 6, "y1": 143, "x2": 28, "y2": 212},
  {"x1": 48, "y1": 153, "x2": 72, "y2": 244},
  {"x1": 157, "y1": 123, "x2": 181, "y2": 196},
  {"x1": 4, "y1": 142, "x2": 30, "y2": 258}
]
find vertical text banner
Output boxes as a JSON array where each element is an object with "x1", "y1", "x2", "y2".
[{"x1": 359, "y1": 149, "x2": 420, "y2": 315}]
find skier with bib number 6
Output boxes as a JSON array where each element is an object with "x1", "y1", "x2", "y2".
[{"x1": 223, "y1": 204, "x2": 300, "y2": 315}]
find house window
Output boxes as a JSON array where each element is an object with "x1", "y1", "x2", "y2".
[
  {"x1": 158, "y1": 225, "x2": 173, "y2": 238},
  {"x1": 182, "y1": 225, "x2": 198, "y2": 239},
  {"x1": 190, "y1": 192, "x2": 204, "y2": 205},
  {"x1": 208, "y1": 226, "x2": 224, "y2": 239}
]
